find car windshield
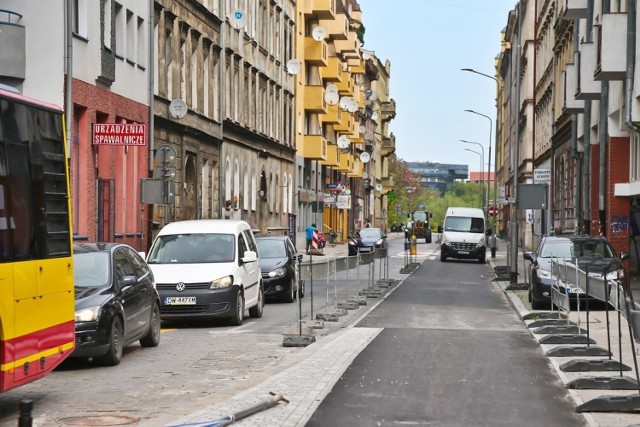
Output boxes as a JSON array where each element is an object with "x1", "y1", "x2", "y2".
[
  {"x1": 539, "y1": 239, "x2": 615, "y2": 259},
  {"x1": 73, "y1": 252, "x2": 110, "y2": 287},
  {"x1": 256, "y1": 239, "x2": 287, "y2": 258},
  {"x1": 356, "y1": 228, "x2": 382, "y2": 239},
  {"x1": 444, "y1": 216, "x2": 484, "y2": 233},
  {"x1": 147, "y1": 233, "x2": 235, "y2": 263}
]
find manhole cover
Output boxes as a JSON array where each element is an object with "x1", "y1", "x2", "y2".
[{"x1": 57, "y1": 415, "x2": 140, "y2": 426}]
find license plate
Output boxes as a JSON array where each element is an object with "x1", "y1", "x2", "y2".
[
  {"x1": 164, "y1": 296, "x2": 196, "y2": 305},
  {"x1": 458, "y1": 251, "x2": 469, "y2": 255},
  {"x1": 565, "y1": 286, "x2": 584, "y2": 294}
]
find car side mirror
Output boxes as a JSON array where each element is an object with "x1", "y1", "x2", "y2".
[
  {"x1": 296, "y1": 254, "x2": 304, "y2": 261},
  {"x1": 523, "y1": 252, "x2": 534, "y2": 262},
  {"x1": 241, "y1": 250, "x2": 258, "y2": 264},
  {"x1": 620, "y1": 252, "x2": 630, "y2": 261},
  {"x1": 121, "y1": 275, "x2": 137, "y2": 289}
]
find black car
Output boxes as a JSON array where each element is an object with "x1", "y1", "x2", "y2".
[
  {"x1": 255, "y1": 236, "x2": 304, "y2": 302},
  {"x1": 523, "y1": 235, "x2": 624, "y2": 310},
  {"x1": 72, "y1": 243, "x2": 161, "y2": 365},
  {"x1": 348, "y1": 227, "x2": 387, "y2": 256}
]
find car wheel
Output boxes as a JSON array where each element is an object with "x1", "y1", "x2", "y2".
[
  {"x1": 98, "y1": 316, "x2": 124, "y2": 366},
  {"x1": 440, "y1": 251, "x2": 446, "y2": 262},
  {"x1": 284, "y1": 278, "x2": 296, "y2": 303},
  {"x1": 249, "y1": 285, "x2": 264, "y2": 318},
  {"x1": 229, "y1": 290, "x2": 244, "y2": 326},
  {"x1": 140, "y1": 303, "x2": 161, "y2": 348},
  {"x1": 426, "y1": 236, "x2": 432, "y2": 244},
  {"x1": 299, "y1": 279, "x2": 305, "y2": 298}
]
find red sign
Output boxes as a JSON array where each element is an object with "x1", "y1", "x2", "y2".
[
  {"x1": 488, "y1": 206, "x2": 497, "y2": 217},
  {"x1": 93, "y1": 123, "x2": 146, "y2": 146}
]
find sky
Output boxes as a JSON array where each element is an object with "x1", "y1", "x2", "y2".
[{"x1": 358, "y1": 0, "x2": 516, "y2": 172}]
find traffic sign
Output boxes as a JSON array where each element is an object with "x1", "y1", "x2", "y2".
[{"x1": 488, "y1": 206, "x2": 497, "y2": 217}]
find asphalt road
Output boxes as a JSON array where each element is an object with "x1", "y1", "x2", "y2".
[{"x1": 306, "y1": 257, "x2": 589, "y2": 427}]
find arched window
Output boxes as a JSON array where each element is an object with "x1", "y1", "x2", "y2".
[
  {"x1": 243, "y1": 161, "x2": 249, "y2": 211},
  {"x1": 282, "y1": 174, "x2": 288, "y2": 214},
  {"x1": 225, "y1": 157, "x2": 231, "y2": 207},
  {"x1": 233, "y1": 158, "x2": 240, "y2": 209},
  {"x1": 288, "y1": 173, "x2": 293, "y2": 214},
  {"x1": 275, "y1": 174, "x2": 280, "y2": 214},
  {"x1": 251, "y1": 169, "x2": 257, "y2": 211}
]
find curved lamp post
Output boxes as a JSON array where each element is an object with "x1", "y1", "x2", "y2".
[
  {"x1": 461, "y1": 68, "x2": 500, "y2": 258},
  {"x1": 464, "y1": 110, "x2": 492, "y2": 215},
  {"x1": 460, "y1": 140, "x2": 485, "y2": 212},
  {"x1": 464, "y1": 148, "x2": 483, "y2": 209}
]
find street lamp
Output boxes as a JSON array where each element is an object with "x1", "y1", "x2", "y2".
[
  {"x1": 460, "y1": 140, "x2": 485, "y2": 212},
  {"x1": 464, "y1": 110, "x2": 492, "y2": 214},
  {"x1": 461, "y1": 68, "x2": 500, "y2": 259},
  {"x1": 464, "y1": 148, "x2": 483, "y2": 209}
]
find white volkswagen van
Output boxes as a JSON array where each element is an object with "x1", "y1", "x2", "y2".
[
  {"x1": 440, "y1": 207, "x2": 487, "y2": 263},
  {"x1": 145, "y1": 219, "x2": 263, "y2": 326}
]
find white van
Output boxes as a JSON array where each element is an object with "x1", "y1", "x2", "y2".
[
  {"x1": 145, "y1": 219, "x2": 263, "y2": 326},
  {"x1": 440, "y1": 207, "x2": 487, "y2": 263}
]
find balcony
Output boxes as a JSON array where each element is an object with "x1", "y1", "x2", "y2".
[
  {"x1": 381, "y1": 99, "x2": 397, "y2": 122},
  {"x1": 594, "y1": 14, "x2": 626, "y2": 81},
  {"x1": 348, "y1": 58, "x2": 365, "y2": 74},
  {"x1": 562, "y1": 65, "x2": 585, "y2": 114},
  {"x1": 0, "y1": 10, "x2": 25, "y2": 82},
  {"x1": 302, "y1": 135, "x2": 327, "y2": 160},
  {"x1": 304, "y1": 85, "x2": 327, "y2": 114},
  {"x1": 348, "y1": 159, "x2": 363, "y2": 178},
  {"x1": 575, "y1": 43, "x2": 600, "y2": 100},
  {"x1": 322, "y1": 145, "x2": 341, "y2": 167},
  {"x1": 304, "y1": 0, "x2": 335, "y2": 20},
  {"x1": 320, "y1": 56, "x2": 343, "y2": 82},
  {"x1": 304, "y1": 37, "x2": 327, "y2": 66},
  {"x1": 334, "y1": 32, "x2": 358, "y2": 57},
  {"x1": 335, "y1": 71, "x2": 353, "y2": 95},
  {"x1": 334, "y1": 111, "x2": 353, "y2": 133},
  {"x1": 561, "y1": 0, "x2": 587, "y2": 20},
  {"x1": 320, "y1": 104, "x2": 341, "y2": 124},
  {"x1": 382, "y1": 176, "x2": 395, "y2": 192},
  {"x1": 350, "y1": 130, "x2": 364, "y2": 144},
  {"x1": 381, "y1": 134, "x2": 396, "y2": 158},
  {"x1": 319, "y1": 13, "x2": 348, "y2": 40},
  {"x1": 336, "y1": 150, "x2": 352, "y2": 172}
]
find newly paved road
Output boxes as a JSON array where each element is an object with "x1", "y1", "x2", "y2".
[{"x1": 306, "y1": 258, "x2": 588, "y2": 426}]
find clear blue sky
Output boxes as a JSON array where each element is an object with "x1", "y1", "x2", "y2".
[{"x1": 358, "y1": 0, "x2": 515, "y2": 172}]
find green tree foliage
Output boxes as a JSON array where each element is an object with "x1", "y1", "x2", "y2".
[{"x1": 387, "y1": 157, "x2": 486, "y2": 230}]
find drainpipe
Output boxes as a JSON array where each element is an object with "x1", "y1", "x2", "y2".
[
  {"x1": 65, "y1": 0, "x2": 73, "y2": 159},
  {"x1": 599, "y1": 0, "x2": 610, "y2": 236},
  {"x1": 583, "y1": 0, "x2": 594, "y2": 235},
  {"x1": 218, "y1": 2, "x2": 226, "y2": 219},
  {"x1": 147, "y1": 0, "x2": 155, "y2": 249},
  {"x1": 625, "y1": 0, "x2": 640, "y2": 134},
  {"x1": 573, "y1": 21, "x2": 581, "y2": 234}
]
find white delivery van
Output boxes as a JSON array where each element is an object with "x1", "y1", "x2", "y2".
[
  {"x1": 440, "y1": 207, "x2": 487, "y2": 263},
  {"x1": 145, "y1": 219, "x2": 263, "y2": 326}
]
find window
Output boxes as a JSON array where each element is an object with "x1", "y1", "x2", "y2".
[
  {"x1": 631, "y1": 132, "x2": 640, "y2": 181},
  {"x1": 126, "y1": 9, "x2": 135, "y2": 62},
  {"x1": 103, "y1": 0, "x2": 112, "y2": 49},
  {"x1": 114, "y1": 2, "x2": 124, "y2": 57},
  {"x1": 73, "y1": 0, "x2": 88, "y2": 38},
  {"x1": 137, "y1": 16, "x2": 146, "y2": 68}
]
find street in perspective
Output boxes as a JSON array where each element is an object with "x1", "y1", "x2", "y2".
[{"x1": 1, "y1": 232, "x2": 640, "y2": 426}]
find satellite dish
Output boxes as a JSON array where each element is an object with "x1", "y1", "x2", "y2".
[
  {"x1": 375, "y1": 183, "x2": 383, "y2": 191},
  {"x1": 347, "y1": 98, "x2": 358, "y2": 113},
  {"x1": 168, "y1": 99, "x2": 188, "y2": 119},
  {"x1": 339, "y1": 96, "x2": 351, "y2": 110},
  {"x1": 359, "y1": 152, "x2": 371, "y2": 163},
  {"x1": 369, "y1": 90, "x2": 378, "y2": 101},
  {"x1": 286, "y1": 59, "x2": 301, "y2": 75},
  {"x1": 371, "y1": 111, "x2": 379, "y2": 121},
  {"x1": 359, "y1": 125, "x2": 366, "y2": 134},
  {"x1": 324, "y1": 91, "x2": 339, "y2": 106},
  {"x1": 337, "y1": 135, "x2": 350, "y2": 149},
  {"x1": 364, "y1": 89, "x2": 372, "y2": 99},
  {"x1": 312, "y1": 26, "x2": 326, "y2": 41},
  {"x1": 326, "y1": 83, "x2": 338, "y2": 94},
  {"x1": 229, "y1": 9, "x2": 248, "y2": 29}
]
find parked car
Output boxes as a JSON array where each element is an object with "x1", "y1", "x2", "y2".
[
  {"x1": 145, "y1": 220, "x2": 263, "y2": 326},
  {"x1": 348, "y1": 227, "x2": 387, "y2": 256},
  {"x1": 255, "y1": 235, "x2": 304, "y2": 302},
  {"x1": 523, "y1": 234, "x2": 624, "y2": 310},
  {"x1": 71, "y1": 242, "x2": 161, "y2": 365}
]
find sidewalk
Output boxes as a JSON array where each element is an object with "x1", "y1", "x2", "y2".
[{"x1": 489, "y1": 239, "x2": 640, "y2": 427}]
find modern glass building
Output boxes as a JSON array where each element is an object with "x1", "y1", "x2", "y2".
[{"x1": 406, "y1": 162, "x2": 468, "y2": 195}]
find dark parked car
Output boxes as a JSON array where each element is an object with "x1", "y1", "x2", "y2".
[
  {"x1": 71, "y1": 243, "x2": 161, "y2": 365},
  {"x1": 255, "y1": 236, "x2": 304, "y2": 302},
  {"x1": 523, "y1": 235, "x2": 624, "y2": 310},
  {"x1": 348, "y1": 227, "x2": 387, "y2": 256}
]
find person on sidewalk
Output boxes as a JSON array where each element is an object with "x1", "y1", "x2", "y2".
[{"x1": 305, "y1": 223, "x2": 316, "y2": 253}]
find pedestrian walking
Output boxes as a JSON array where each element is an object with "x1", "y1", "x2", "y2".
[{"x1": 305, "y1": 223, "x2": 316, "y2": 253}]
